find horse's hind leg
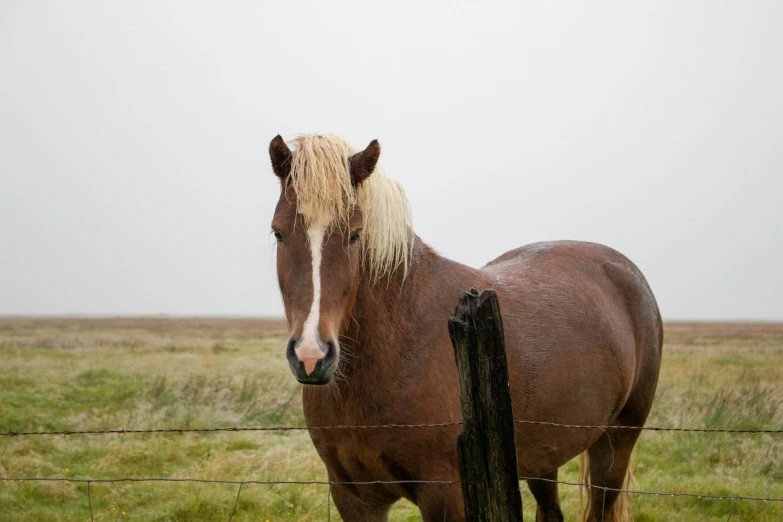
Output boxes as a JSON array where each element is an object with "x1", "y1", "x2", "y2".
[
  {"x1": 583, "y1": 417, "x2": 640, "y2": 522},
  {"x1": 527, "y1": 469, "x2": 564, "y2": 522}
]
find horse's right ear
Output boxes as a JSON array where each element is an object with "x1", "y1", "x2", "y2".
[
  {"x1": 269, "y1": 135, "x2": 292, "y2": 181},
  {"x1": 349, "y1": 139, "x2": 381, "y2": 186}
]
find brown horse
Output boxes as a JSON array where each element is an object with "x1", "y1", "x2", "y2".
[{"x1": 268, "y1": 134, "x2": 662, "y2": 522}]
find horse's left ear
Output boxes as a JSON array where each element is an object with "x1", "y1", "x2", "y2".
[{"x1": 349, "y1": 139, "x2": 381, "y2": 186}]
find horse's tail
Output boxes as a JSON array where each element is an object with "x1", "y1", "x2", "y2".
[{"x1": 579, "y1": 450, "x2": 636, "y2": 522}]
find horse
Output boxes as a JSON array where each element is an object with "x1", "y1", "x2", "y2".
[{"x1": 267, "y1": 134, "x2": 662, "y2": 522}]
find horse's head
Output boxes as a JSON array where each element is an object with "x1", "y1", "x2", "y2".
[{"x1": 269, "y1": 134, "x2": 407, "y2": 385}]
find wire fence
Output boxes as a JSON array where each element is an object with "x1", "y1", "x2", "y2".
[
  {"x1": 1, "y1": 475, "x2": 781, "y2": 522},
  {"x1": 2, "y1": 419, "x2": 781, "y2": 520},
  {"x1": 2, "y1": 419, "x2": 782, "y2": 437},
  {"x1": 0, "y1": 420, "x2": 783, "y2": 522}
]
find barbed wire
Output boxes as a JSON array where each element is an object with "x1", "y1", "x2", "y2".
[
  {"x1": 0, "y1": 477, "x2": 457, "y2": 486},
  {"x1": 0, "y1": 477, "x2": 457, "y2": 522},
  {"x1": 517, "y1": 475, "x2": 783, "y2": 503},
  {"x1": 3, "y1": 418, "x2": 779, "y2": 518},
  {"x1": 0, "y1": 421, "x2": 459, "y2": 438},
  {"x1": 1, "y1": 475, "x2": 780, "y2": 522},
  {"x1": 512, "y1": 419, "x2": 783, "y2": 434},
  {"x1": 1, "y1": 419, "x2": 781, "y2": 438},
  {"x1": 2, "y1": 476, "x2": 781, "y2": 503}
]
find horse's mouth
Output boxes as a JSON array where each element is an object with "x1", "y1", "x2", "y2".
[{"x1": 294, "y1": 373, "x2": 333, "y2": 386}]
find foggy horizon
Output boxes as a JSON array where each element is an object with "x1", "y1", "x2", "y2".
[{"x1": 2, "y1": 1, "x2": 782, "y2": 321}]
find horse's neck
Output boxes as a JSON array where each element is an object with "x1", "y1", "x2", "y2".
[
  {"x1": 343, "y1": 236, "x2": 481, "y2": 381},
  {"x1": 307, "y1": 237, "x2": 483, "y2": 423}
]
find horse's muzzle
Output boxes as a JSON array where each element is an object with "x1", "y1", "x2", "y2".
[{"x1": 286, "y1": 337, "x2": 337, "y2": 385}]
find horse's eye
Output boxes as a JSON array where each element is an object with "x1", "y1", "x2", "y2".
[
  {"x1": 349, "y1": 230, "x2": 361, "y2": 245},
  {"x1": 273, "y1": 231, "x2": 284, "y2": 242}
]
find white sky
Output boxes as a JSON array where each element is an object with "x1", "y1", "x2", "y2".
[{"x1": 1, "y1": 1, "x2": 781, "y2": 320}]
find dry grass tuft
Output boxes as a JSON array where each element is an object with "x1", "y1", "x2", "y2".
[{"x1": 0, "y1": 320, "x2": 781, "y2": 520}]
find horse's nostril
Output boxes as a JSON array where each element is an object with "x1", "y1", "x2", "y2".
[
  {"x1": 323, "y1": 339, "x2": 337, "y2": 368},
  {"x1": 286, "y1": 338, "x2": 298, "y2": 366}
]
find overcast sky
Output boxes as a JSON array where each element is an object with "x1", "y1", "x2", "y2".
[{"x1": 1, "y1": 1, "x2": 781, "y2": 320}]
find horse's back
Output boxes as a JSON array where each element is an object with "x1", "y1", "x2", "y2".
[
  {"x1": 483, "y1": 240, "x2": 661, "y2": 348},
  {"x1": 480, "y1": 241, "x2": 663, "y2": 472}
]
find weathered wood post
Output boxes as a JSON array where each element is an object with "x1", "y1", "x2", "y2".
[{"x1": 449, "y1": 288, "x2": 523, "y2": 521}]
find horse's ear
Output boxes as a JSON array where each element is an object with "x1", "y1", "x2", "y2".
[
  {"x1": 349, "y1": 139, "x2": 381, "y2": 186},
  {"x1": 269, "y1": 135, "x2": 292, "y2": 181}
]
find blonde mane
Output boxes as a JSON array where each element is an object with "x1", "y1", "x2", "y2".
[{"x1": 287, "y1": 134, "x2": 414, "y2": 281}]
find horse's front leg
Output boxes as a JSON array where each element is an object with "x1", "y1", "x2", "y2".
[
  {"x1": 329, "y1": 479, "x2": 396, "y2": 522},
  {"x1": 416, "y1": 481, "x2": 465, "y2": 522}
]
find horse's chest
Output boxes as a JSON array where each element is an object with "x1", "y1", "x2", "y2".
[
  {"x1": 302, "y1": 380, "x2": 460, "y2": 483},
  {"x1": 303, "y1": 396, "x2": 392, "y2": 479},
  {"x1": 314, "y1": 432, "x2": 403, "y2": 483},
  {"x1": 339, "y1": 438, "x2": 387, "y2": 478}
]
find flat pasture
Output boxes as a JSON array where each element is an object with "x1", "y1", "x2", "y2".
[{"x1": 0, "y1": 319, "x2": 781, "y2": 521}]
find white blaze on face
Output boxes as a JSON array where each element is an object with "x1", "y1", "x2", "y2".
[{"x1": 296, "y1": 224, "x2": 327, "y2": 375}]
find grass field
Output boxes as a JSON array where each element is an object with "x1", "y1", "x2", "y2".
[{"x1": 0, "y1": 319, "x2": 781, "y2": 521}]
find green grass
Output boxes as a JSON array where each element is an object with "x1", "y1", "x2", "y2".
[{"x1": 0, "y1": 319, "x2": 781, "y2": 521}]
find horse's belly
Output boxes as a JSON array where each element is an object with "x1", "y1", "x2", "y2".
[
  {"x1": 494, "y1": 289, "x2": 636, "y2": 472},
  {"x1": 499, "y1": 317, "x2": 635, "y2": 476}
]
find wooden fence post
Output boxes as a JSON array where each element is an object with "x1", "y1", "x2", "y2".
[{"x1": 449, "y1": 288, "x2": 523, "y2": 521}]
